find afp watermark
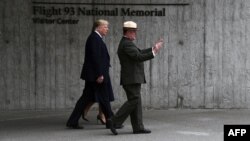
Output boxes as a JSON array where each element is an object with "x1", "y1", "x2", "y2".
[{"x1": 224, "y1": 125, "x2": 250, "y2": 141}]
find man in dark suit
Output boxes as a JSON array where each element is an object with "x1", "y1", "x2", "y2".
[
  {"x1": 66, "y1": 19, "x2": 114, "y2": 129},
  {"x1": 107, "y1": 21, "x2": 164, "y2": 135}
]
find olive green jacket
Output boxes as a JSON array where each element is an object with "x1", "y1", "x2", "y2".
[{"x1": 117, "y1": 37, "x2": 154, "y2": 85}]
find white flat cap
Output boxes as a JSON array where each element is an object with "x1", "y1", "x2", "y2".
[{"x1": 123, "y1": 21, "x2": 137, "y2": 29}]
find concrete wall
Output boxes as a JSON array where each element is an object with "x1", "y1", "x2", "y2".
[{"x1": 1, "y1": 0, "x2": 250, "y2": 110}]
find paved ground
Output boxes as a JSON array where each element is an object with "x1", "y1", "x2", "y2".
[{"x1": 0, "y1": 109, "x2": 250, "y2": 141}]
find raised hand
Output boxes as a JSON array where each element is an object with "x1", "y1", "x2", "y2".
[{"x1": 153, "y1": 38, "x2": 164, "y2": 54}]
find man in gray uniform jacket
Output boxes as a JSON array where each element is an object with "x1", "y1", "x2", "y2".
[{"x1": 107, "y1": 21, "x2": 164, "y2": 135}]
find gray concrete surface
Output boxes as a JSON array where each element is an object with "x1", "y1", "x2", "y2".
[
  {"x1": 0, "y1": 109, "x2": 250, "y2": 141},
  {"x1": 2, "y1": 0, "x2": 250, "y2": 111}
]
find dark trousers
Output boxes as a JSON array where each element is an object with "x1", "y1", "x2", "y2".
[
  {"x1": 112, "y1": 84, "x2": 144, "y2": 131},
  {"x1": 67, "y1": 82, "x2": 113, "y2": 126}
]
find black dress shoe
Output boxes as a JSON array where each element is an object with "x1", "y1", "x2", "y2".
[
  {"x1": 106, "y1": 124, "x2": 124, "y2": 129},
  {"x1": 66, "y1": 124, "x2": 84, "y2": 129},
  {"x1": 106, "y1": 119, "x2": 118, "y2": 135},
  {"x1": 133, "y1": 129, "x2": 151, "y2": 134}
]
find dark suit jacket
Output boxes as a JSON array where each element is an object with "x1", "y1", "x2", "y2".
[
  {"x1": 66, "y1": 32, "x2": 114, "y2": 125},
  {"x1": 117, "y1": 37, "x2": 154, "y2": 85},
  {"x1": 80, "y1": 32, "x2": 111, "y2": 83}
]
